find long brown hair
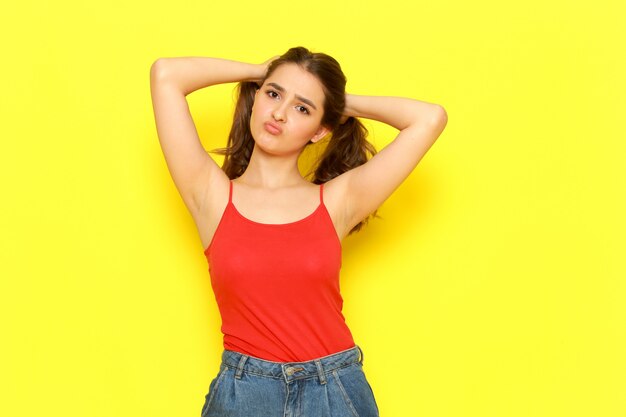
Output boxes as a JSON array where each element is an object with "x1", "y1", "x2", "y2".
[{"x1": 210, "y1": 46, "x2": 379, "y2": 235}]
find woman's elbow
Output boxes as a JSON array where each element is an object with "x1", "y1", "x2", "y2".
[
  {"x1": 150, "y1": 58, "x2": 170, "y2": 81},
  {"x1": 430, "y1": 105, "x2": 448, "y2": 129}
]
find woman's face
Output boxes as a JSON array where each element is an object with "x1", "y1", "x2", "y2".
[{"x1": 250, "y1": 63, "x2": 329, "y2": 156}]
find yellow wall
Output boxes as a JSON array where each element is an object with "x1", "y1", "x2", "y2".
[{"x1": 1, "y1": 1, "x2": 625, "y2": 416}]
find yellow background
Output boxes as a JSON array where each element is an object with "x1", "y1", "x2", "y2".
[{"x1": 1, "y1": 0, "x2": 625, "y2": 416}]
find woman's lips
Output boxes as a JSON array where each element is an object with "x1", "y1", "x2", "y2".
[{"x1": 264, "y1": 122, "x2": 282, "y2": 135}]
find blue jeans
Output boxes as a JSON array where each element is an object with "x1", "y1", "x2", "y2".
[{"x1": 200, "y1": 344, "x2": 380, "y2": 417}]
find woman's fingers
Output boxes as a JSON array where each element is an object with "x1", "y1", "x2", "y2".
[
  {"x1": 261, "y1": 55, "x2": 280, "y2": 73},
  {"x1": 254, "y1": 55, "x2": 281, "y2": 86}
]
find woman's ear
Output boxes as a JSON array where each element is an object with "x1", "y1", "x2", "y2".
[{"x1": 311, "y1": 125, "x2": 331, "y2": 143}]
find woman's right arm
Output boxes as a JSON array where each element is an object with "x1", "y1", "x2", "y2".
[
  {"x1": 152, "y1": 57, "x2": 264, "y2": 96},
  {"x1": 149, "y1": 57, "x2": 265, "y2": 217}
]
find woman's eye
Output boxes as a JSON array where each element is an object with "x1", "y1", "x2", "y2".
[{"x1": 266, "y1": 90, "x2": 308, "y2": 115}]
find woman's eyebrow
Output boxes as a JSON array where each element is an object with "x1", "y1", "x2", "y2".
[{"x1": 266, "y1": 82, "x2": 317, "y2": 110}]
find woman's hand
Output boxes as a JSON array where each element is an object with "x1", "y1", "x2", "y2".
[
  {"x1": 253, "y1": 55, "x2": 281, "y2": 86},
  {"x1": 340, "y1": 93, "x2": 354, "y2": 124}
]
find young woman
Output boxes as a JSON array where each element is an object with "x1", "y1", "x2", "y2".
[{"x1": 150, "y1": 46, "x2": 447, "y2": 417}]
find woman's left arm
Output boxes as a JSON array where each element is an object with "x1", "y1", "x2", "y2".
[
  {"x1": 338, "y1": 93, "x2": 448, "y2": 229},
  {"x1": 343, "y1": 94, "x2": 445, "y2": 131}
]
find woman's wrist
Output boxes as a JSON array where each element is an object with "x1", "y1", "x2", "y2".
[{"x1": 247, "y1": 64, "x2": 266, "y2": 84}]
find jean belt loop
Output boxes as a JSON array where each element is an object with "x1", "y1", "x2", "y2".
[
  {"x1": 235, "y1": 354, "x2": 248, "y2": 380},
  {"x1": 314, "y1": 359, "x2": 327, "y2": 385},
  {"x1": 356, "y1": 344, "x2": 364, "y2": 365}
]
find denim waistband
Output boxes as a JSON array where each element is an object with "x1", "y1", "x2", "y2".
[{"x1": 220, "y1": 344, "x2": 364, "y2": 385}]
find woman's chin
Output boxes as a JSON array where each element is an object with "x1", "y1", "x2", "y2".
[{"x1": 253, "y1": 140, "x2": 306, "y2": 158}]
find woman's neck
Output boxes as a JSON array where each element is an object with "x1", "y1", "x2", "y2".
[{"x1": 238, "y1": 145, "x2": 309, "y2": 188}]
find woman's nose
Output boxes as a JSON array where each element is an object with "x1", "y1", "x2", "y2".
[
  {"x1": 272, "y1": 110, "x2": 284, "y2": 122},
  {"x1": 272, "y1": 102, "x2": 288, "y2": 122}
]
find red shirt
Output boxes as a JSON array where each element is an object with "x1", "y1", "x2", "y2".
[{"x1": 204, "y1": 180, "x2": 356, "y2": 362}]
